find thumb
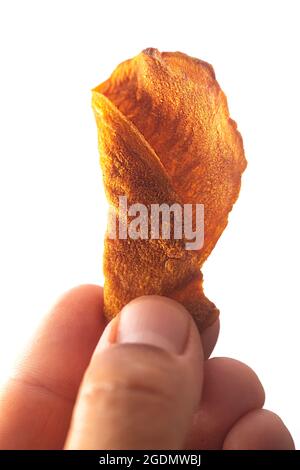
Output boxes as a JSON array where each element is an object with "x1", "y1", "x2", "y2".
[{"x1": 65, "y1": 296, "x2": 204, "y2": 450}]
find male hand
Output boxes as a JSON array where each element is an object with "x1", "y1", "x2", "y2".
[{"x1": 0, "y1": 285, "x2": 294, "y2": 449}]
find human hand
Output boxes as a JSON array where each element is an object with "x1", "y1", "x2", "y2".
[{"x1": 0, "y1": 285, "x2": 294, "y2": 449}]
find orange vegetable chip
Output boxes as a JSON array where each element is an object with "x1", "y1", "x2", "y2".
[{"x1": 92, "y1": 48, "x2": 246, "y2": 332}]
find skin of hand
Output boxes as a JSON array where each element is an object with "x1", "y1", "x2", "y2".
[{"x1": 0, "y1": 285, "x2": 294, "y2": 450}]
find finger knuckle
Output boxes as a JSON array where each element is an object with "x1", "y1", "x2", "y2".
[{"x1": 82, "y1": 344, "x2": 181, "y2": 410}]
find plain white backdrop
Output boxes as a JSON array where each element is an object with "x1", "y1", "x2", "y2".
[{"x1": 0, "y1": 0, "x2": 299, "y2": 448}]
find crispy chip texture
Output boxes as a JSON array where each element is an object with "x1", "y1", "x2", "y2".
[{"x1": 92, "y1": 48, "x2": 246, "y2": 332}]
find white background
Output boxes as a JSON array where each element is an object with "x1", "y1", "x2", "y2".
[{"x1": 0, "y1": 0, "x2": 299, "y2": 448}]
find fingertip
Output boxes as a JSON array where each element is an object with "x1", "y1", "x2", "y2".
[
  {"x1": 44, "y1": 284, "x2": 105, "y2": 337},
  {"x1": 66, "y1": 295, "x2": 204, "y2": 449},
  {"x1": 223, "y1": 409, "x2": 295, "y2": 450},
  {"x1": 95, "y1": 316, "x2": 119, "y2": 352},
  {"x1": 187, "y1": 357, "x2": 266, "y2": 449},
  {"x1": 18, "y1": 283, "x2": 106, "y2": 398},
  {"x1": 96, "y1": 295, "x2": 205, "y2": 401},
  {"x1": 51, "y1": 284, "x2": 104, "y2": 321},
  {"x1": 201, "y1": 318, "x2": 220, "y2": 359},
  {"x1": 206, "y1": 357, "x2": 266, "y2": 408}
]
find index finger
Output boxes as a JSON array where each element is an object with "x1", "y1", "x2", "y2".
[{"x1": 0, "y1": 284, "x2": 105, "y2": 449}]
